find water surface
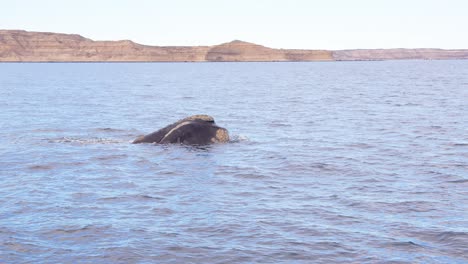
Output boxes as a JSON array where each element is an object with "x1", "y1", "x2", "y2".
[{"x1": 1, "y1": 61, "x2": 467, "y2": 263}]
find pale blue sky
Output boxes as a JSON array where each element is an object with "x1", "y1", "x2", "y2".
[{"x1": 1, "y1": 0, "x2": 467, "y2": 49}]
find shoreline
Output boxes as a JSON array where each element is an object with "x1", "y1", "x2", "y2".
[{"x1": 1, "y1": 58, "x2": 467, "y2": 63}]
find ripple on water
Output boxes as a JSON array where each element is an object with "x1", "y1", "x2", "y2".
[
  {"x1": 96, "y1": 154, "x2": 129, "y2": 161},
  {"x1": 46, "y1": 137, "x2": 125, "y2": 145},
  {"x1": 94, "y1": 127, "x2": 128, "y2": 133},
  {"x1": 43, "y1": 224, "x2": 111, "y2": 235},
  {"x1": 447, "y1": 179, "x2": 468, "y2": 184},
  {"x1": 98, "y1": 194, "x2": 164, "y2": 202},
  {"x1": 228, "y1": 134, "x2": 250, "y2": 143},
  {"x1": 1, "y1": 61, "x2": 468, "y2": 263},
  {"x1": 399, "y1": 230, "x2": 468, "y2": 257},
  {"x1": 27, "y1": 164, "x2": 54, "y2": 170}
]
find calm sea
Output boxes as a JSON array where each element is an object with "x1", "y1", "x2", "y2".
[{"x1": 1, "y1": 61, "x2": 467, "y2": 263}]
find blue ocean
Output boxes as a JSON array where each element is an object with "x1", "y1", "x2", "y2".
[{"x1": 1, "y1": 61, "x2": 467, "y2": 263}]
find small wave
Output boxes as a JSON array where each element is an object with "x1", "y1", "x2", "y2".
[
  {"x1": 2, "y1": 240, "x2": 48, "y2": 255},
  {"x1": 31, "y1": 128, "x2": 65, "y2": 133},
  {"x1": 404, "y1": 103, "x2": 421, "y2": 106},
  {"x1": 54, "y1": 226, "x2": 92, "y2": 234},
  {"x1": 96, "y1": 154, "x2": 129, "y2": 161},
  {"x1": 94, "y1": 128, "x2": 127, "y2": 133},
  {"x1": 447, "y1": 179, "x2": 468, "y2": 184},
  {"x1": 44, "y1": 224, "x2": 112, "y2": 235},
  {"x1": 312, "y1": 241, "x2": 353, "y2": 251},
  {"x1": 435, "y1": 231, "x2": 468, "y2": 244},
  {"x1": 230, "y1": 134, "x2": 250, "y2": 143},
  {"x1": 409, "y1": 230, "x2": 468, "y2": 255},
  {"x1": 99, "y1": 194, "x2": 163, "y2": 202},
  {"x1": 71, "y1": 192, "x2": 99, "y2": 200},
  {"x1": 268, "y1": 122, "x2": 292, "y2": 128},
  {"x1": 28, "y1": 164, "x2": 53, "y2": 170},
  {"x1": 138, "y1": 194, "x2": 164, "y2": 200},
  {"x1": 46, "y1": 137, "x2": 123, "y2": 145},
  {"x1": 345, "y1": 143, "x2": 373, "y2": 149},
  {"x1": 152, "y1": 208, "x2": 176, "y2": 215},
  {"x1": 233, "y1": 173, "x2": 269, "y2": 179},
  {"x1": 375, "y1": 201, "x2": 436, "y2": 213},
  {"x1": 385, "y1": 240, "x2": 425, "y2": 249}
]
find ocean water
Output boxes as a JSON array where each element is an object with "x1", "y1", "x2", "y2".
[{"x1": 0, "y1": 61, "x2": 467, "y2": 263}]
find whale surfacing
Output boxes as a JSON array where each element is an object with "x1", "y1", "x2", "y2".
[{"x1": 132, "y1": 115, "x2": 229, "y2": 145}]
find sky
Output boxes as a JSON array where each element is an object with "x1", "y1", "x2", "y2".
[{"x1": 1, "y1": 0, "x2": 467, "y2": 49}]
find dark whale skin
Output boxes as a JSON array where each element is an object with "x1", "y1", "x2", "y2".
[{"x1": 132, "y1": 115, "x2": 229, "y2": 145}]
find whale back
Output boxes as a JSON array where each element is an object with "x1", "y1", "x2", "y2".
[
  {"x1": 159, "y1": 121, "x2": 229, "y2": 144},
  {"x1": 132, "y1": 115, "x2": 228, "y2": 144}
]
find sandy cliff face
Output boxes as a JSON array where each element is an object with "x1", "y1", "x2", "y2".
[
  {"x1": 205, "y1": 40, "x2": 333, "y2": 61},
  {"x1": 205, "y1": 40, "x2": 284, "y2": 61},
  {"x1": 283, "y1": 49, "x2": 334, "y2": 61},
  {"x1": 0, "y1": 30, "x2": 333, "y2": 62},
  {"x1": 0, "y1": 30, "x2": 210, "y2": 62},
  {"x1": 1, "y1": 30, "x2": 467, "y2": 62},
  {"x1": 0, "y1": 31, "x2": 333, "y2": 62}
]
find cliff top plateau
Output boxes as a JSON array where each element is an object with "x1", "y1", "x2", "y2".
[{"x1": 1, "y1": 30, "x2": 467, "y2": 62}]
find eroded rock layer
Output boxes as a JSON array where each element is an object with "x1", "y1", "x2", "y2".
[{"x1": 1, "y1": 30, "x2": 467, "y2": 62}]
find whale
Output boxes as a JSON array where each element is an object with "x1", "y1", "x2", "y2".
[{"x1": 132, "y1": 115, "x2": 229, "y2": 145}]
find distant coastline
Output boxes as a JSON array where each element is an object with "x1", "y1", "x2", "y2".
[{"x1": 1, "y1": 29, "x2": 468, "y2": 62}]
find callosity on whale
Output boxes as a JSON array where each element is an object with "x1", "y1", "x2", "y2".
[{"x1": 132, "y1": 115, "x2": 230, "y2": 145}]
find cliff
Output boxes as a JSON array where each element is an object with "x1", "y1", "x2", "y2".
[
  {"x1": 332, "y1": 49, "x2": 468, "y2": 61},
  {"x1": 1, "y1": 30, "x2": 467, "y2": 62},
  {"x1": 0, "y1": 30, "x2": 210, "y2": 62},
  {"x1": 204, "y1": 40, "x2": 333, "y2": 61}
]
